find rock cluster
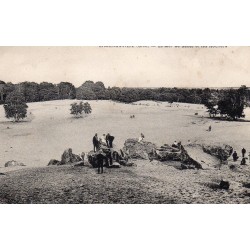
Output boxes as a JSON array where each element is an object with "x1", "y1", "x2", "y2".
[
  {"x1": 48, "y1": 140, "x2": 233, "y2": 171},
  {"x1": 87, "y1": 145, "x2": 129, "y2": 168},
  {"x1": 48, "y1": 148, "x2": 84, "y2": 166},
  {"x1": 122, "y1": 138, "x2": 233, "y2": 170},
  {"x1": 4, "y1": 160, "x2": 26, "y2": 168},
  {"x1": 202, "y1": 144, "x2": 233, "y2": 161},
  {"x1": 123, "y1": 138, "x2": 157, "y2": 160}
]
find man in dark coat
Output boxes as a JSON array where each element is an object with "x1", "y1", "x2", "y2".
[
  {"x1": 242, "y1": 148, "x2": 246, "y2": 158},
  {"x1": 93, "y1": 133, "x2": 99, "y2": 152},
  {"x1": 106, "y1": 133, "x2": 115, "y2": 148},
  {"x1": 232, "y1": 151, "x2": 239, "y2": 161},
  {"x1": 96, "y1": 153, "x2": 106, "y2": 174}
]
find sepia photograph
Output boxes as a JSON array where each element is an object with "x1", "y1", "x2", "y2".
[
  {"x1": 1, "y1": 46, "x2": 250, "y2": 204},
  {"x1": 2, "y1": 1, "x2": 250, "y2": 250}
]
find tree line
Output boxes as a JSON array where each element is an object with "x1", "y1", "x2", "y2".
[{"x1": 1, "y1": 80, "x2": 250, "y2": 106}]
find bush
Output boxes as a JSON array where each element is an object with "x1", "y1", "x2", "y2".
[
  {"x1": 70, "y1": 102, "x2": 92, "y2": 117},
  {"x1": 3, "y1": 91, "x2": 28, "y2": 122},
  {"x1": 83, "y1": 102, "x2": 92, "y2": 114}
]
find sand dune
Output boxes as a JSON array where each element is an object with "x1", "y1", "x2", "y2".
[
  {"x1": 1, "y1": 100, "x2": 250, "y2": 203},
  {"x1": 1, "y1": 100, "x2": 250, "y2": 168}
]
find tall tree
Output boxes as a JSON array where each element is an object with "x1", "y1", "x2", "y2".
[
  {"x1": 4, "y1": 91, "x2": 28, "y2": 122},
  {"x1": 58, "y1": 82, "x2": 76, "y2": 99},
  {"x1": 217, "y1": 85, "x2": 247, "y2": 120},
  {"x1": 38, "y1": 82, "x2": 59, "y2": 101}
]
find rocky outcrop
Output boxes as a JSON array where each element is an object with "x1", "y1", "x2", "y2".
[
  {"x1": 180, "y1": 143, "x2": 233, "y2": 169},
  {"x1": 151, "y1": 144, "x2": 182, "y2": 161},
  {"x1": 4, "y1": 160, "x2": 26, "y2": 168},
  {"x1": 48, "y1": 159, "x2": 60, "y2": 166},
  {"x1": 122, "y1": 139, "x2": 229, "y2": 169},
  {"x1": 87, "y1": 148, "x2": 128, "y2": 168},
  {"x1": 60, "y1": 148, "x2": 82, "y2": 165},
  {"x1": 180, "y1": 144, "x2": 219, "y2": 169},
  {"x1": 202, "y1": 144, "x2": 233, "y2": 161},
  {"x1": 48, "y1": 148, "x2": 84, "y2": 166},
  {"x1": 123, "y1": 139, "x2": 157, "y2": 160}
]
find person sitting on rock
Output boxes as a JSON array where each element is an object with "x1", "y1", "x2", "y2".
[
  {"x1": 93, "y1": 133, "x2": 99, "y2": 152},
  {"x1": 232, "y1": 151, "x2": 239, "y2": 161},
  {"x1": 138, "y1": 133, "x2": 145, "y2": 143},
  {"x1": 172, "y1": 141, "x2": 178, "y2": 148}
]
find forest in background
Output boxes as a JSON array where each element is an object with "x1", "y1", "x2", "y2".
[{"x1": 0, "y1": 80, "x2": 250, "y2": 106}]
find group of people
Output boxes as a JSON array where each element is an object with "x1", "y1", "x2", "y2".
[
  {"x1": 92, "y1": 133, "x2": 115, "y2": 152},
  {"x1": 92, "y1": 132, "x2": 146, "y2": 174},
  {"x1": 92, "y1": 133, "x2": 115, "y2": 174},
  {"x1": 232, "y1": 147, "x2": 248, "y2": 165}
]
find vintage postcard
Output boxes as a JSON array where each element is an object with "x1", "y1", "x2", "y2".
[{"x1": 0, "y1": 46, "x2": 250, "y2": 204}]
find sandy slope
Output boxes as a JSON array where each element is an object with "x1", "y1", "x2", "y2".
[
  {"x1": 1, "y1": 100, "x2": 250, "y2": 168},
  {"x1": 1, "y1": 159, "x2": 250, "y2": 204},
  {"x1": 1, "y1": 100, "x2": 250, "y2": 203}
]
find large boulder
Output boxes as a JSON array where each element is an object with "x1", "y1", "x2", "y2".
[
  {"x1": 154, "y1": 150, "x2": 182, "y2": 161},
  {"x1": 60, "y1": 148, "x2": 82, "y2": 165},
  {"x1": 180, "y1": 143, "x2": 233, "y2": 169},
  {"x1": 48, "y1": 159, "x2": 60, "y2": 166},
  {"x1": 123, "y1": 138, "x2": 157, "y2": 160},
  {"x1": 180, "y1": 144, "x2": 221, "y2": 169},
  {"x1": 87, "y1": 148, "x2": 128, "y2": 167},
  {"x1": 4, "y1": 160, "x2": 26, "y2": 168},
  {"x1": 202, "y1": 144, "x2": 233, "y2": 161}
]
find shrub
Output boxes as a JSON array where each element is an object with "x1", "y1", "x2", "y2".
[
  {"x1": 3, "y1": 91, "x2": 28, "y2": 122},
  {"x1": 70, "y1": 102, "x2": 92, "y2": 117}
]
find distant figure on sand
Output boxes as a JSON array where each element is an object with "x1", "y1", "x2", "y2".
[
  {"x1": 93, "y1": 133, "x2": 99, "y2": 152},
  {"x1": 241, "y1": 157, "x2": 246, "y2": 165},
  {"x1": 106, "y1": 133, "x2": 115, "y2": 148},
  {"x1": 232, "y1": 151, "x2": 239, "y2": 161},
  {"x1": 138, "y1": 133, "x2": 145, "y2": 143},
  {"x1": 208, "y1": 125, "x2": 212, "y2": 131},
  {"x1": 242, "y1": 148, "x2": 246, "y2": 158}
]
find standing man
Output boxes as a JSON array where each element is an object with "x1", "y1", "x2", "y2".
[
  {"x1": 242, "y1": 148, "x2": 246, "y2": 158},
  {"x1": 106, "y1": 133, "x2": 110, "y2": 147},
  {"x1": 93, "y1": 133, "x2": 99, "y2": 152},
  {"x1": 96, "y1": 152, "x2": 107, "y2": 174},
  {"x1": 108, "y1": 135, "x2": 115, "y2": 148},
  {"x1": 232, "y1": 151, "x2": 239, "y2": 161},
  {"x1": 106, "y1": 133, "x2": 114, "y2": 148}
]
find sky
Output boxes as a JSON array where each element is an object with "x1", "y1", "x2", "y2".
[{"x1": 0, "y1": 46, "x2": 250, "y2": 88}]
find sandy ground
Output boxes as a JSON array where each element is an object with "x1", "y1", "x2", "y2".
[
  {"x1": 1, "y1": 99, "x2": 250, "y2": 168},
  {"x1": 1, "y1": 100, "x2": 250, "y2": 204},
  {"x1": 1, "y1": 159, "x2": 250, "y2": 204}
]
